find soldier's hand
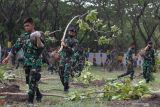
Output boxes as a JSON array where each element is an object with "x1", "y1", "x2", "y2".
[
  {"x1": 36, "y1": 36, "x2": 44, "y2": 48},
  {"x1": 144, "y1": 45, "x2": 149, "y2": 51},
  {"x1": 61, "y1": 41, "x2": 66, "y2": 47},
  {"x1": 2, "y1": 57, "x2": 9, "y2": 64}
]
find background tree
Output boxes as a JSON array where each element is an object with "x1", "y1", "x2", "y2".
[
  {"x1": 0, "y1": 0, "x2": 33, "y2": 47},
  {"x1": 0, "y1": 0, "x2": 160, "y2": 52}
]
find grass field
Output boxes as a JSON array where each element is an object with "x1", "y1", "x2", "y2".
[{"x1": 1, "y1": 65, "x2": 160, "y2": 107}]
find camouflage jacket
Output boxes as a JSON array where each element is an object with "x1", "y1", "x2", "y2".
[
  {"x1": 126, "y1": 47, "x2": 134, "y2": 62},
  {"x1": 60, "y1": 36, "x2": 78, "y2": 59},
  {"x1": 143, "y1": 48, "x2": 155, "y2": 66},
  {"x1": 10, "y1": 32, "x2": 44, "y2": 68}
]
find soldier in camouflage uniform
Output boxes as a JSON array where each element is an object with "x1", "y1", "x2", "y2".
[
  {"x1": 118, "y1": 43, "x2": 135, "y2": 80},
  {"x1": 59, "y1": 26, "x2": 80, "y2": 92},
  {"x1": 142, "y1": 41, "x2": 155, "y2": 83},
  {"x1": 3, "y1": 18, "x2": 44, "y2": 104}
]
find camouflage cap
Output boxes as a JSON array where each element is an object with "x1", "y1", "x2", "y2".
[{"x1": 67, "y1": 25, "x2": 77, "y2": 33}]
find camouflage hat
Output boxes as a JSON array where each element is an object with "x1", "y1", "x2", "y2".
[{"x1": 67, "y1": 25, "x2": 77, "y2": 33}]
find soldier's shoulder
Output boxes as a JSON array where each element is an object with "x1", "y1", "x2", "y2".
[
  {"x1": 20, "y1": 32, "x2": 30, "y2": 38},
  {"x1": 73, "y1": 38, "x2": 78, "y2": 43}
]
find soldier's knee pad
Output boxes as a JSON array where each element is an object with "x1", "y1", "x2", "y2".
[
  {"x1": 35, "y1": 73, "x2": 41, "y2": 82},
  {"x1": 31, "y1": 69, "x2": 41, "y2": 82}
]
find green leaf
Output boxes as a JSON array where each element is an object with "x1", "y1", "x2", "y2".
[
  {"x1": 85, "y1": 9, "x2": 98, "y2": 22},
  {"x1": 44, "y1": 31, "x2": 50, "y2": 37},
  {"x1": 95, "y1": 19, "x2": 103, "y2": 28},
  {"x1": 77, "y1": 19, "x2": 90, "y2": 31},
  {"x1": 98, "y1": 36, "x2": 111, "y2": 45},
  {"x1": 112, "y1": 95, "x2": 122, "y2": 100}
]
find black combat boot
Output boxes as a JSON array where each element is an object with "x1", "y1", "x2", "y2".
[{"x1": 64, "y1": 82, "x2": 69, "y2": 92}]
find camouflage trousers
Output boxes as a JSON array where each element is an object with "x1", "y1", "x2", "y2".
[
  {"x1": 118, "y1": 63, "x2": 134, "y2": 80},
  {"x1": 143, "y1": 65, "x2": 154, "y2": 83},
  {"x1": 72, "y1": 60, "x2": 84, "y2": 77},
  {"x1": 59, "y1": 57, "x2": 71, "y2": 91},
  {"x1": 24, "y1": 66, "x2": 42, "y2": 103},
  {"x1": 59, "y1": 56, "x2": 85, "y2": 91}
]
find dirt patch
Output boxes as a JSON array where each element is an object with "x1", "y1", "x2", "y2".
[
  {"x1": 0, "y1": 84, "x2": 20, "y2": 93},
  {"x1": 107, "y1": 94, "x2": 160, "y2": 107},
  {"x1": 42, "y1": 98, "x2": 62, "y2": 105},
  {"x1": 5, "y1": 95, "x2": 27, "y2": 103},
  {"x1": 14, "y1": 79, "x2": 26, "y2": 84},
  {"x1": 139, "y1": 94, "x2": 160, "y2": 106},
  {"x1": 71, "y1": 80, "x2": 106, "y2": 88},
  {"x1": 71, "y1": 82, "x2": 88, "y2": 88},
  {"x1": 90, "y1": 80, "x2": 106, "y2": 87},
  {"x1": 0, "y1": 84, "x2": 27, "y2": 104}
]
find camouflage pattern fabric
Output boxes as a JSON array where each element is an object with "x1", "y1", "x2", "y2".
[
  {"x1": 142, "y1": 48, "x2": 155, "y2": 83},
  {"x1": 59, "y1": 36, "x2": 82, "y2": 91},
  {"x1": 10, "y1": 32, "x2": 44, "y2": 103}
]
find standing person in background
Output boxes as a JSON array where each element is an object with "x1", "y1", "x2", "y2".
[
  {"x1": 2, "y1": 18, "x2": 44, "y2": 105},
  {"x1": 141, "y1": 41, "x2": 155, "y2": 83},
  {"x1": 118, "y1": 43, "x2": 135, "y2": 80}
]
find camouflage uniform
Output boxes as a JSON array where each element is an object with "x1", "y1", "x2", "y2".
[
  {"x1": 142, "y1": 48, "x2": 155, "y2": 83},
  {"x1": 71, "y1": 46, "x2": 85, "y2": 77},
  {"x1": 10, "y1": 32, "x2": 44, "y2": 103},
  {"x1": 59, "y1": 35, "x2": 78, "y2": 91},
  {"x1": 118, "y1": 47, "x2": 135, "y2": 80}
]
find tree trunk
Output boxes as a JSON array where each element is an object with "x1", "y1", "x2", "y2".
[{"x1": 131, "y1": 23, "x2": 137, "y2": 54}]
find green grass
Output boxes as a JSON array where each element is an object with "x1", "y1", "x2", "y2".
[{"x1": 2, "y1": 66, "x2": 160, "y2": 107}]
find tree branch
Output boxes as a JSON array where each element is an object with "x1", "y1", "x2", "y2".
[
  {"x1": 134, "y1": 0, "x2": 149, "y2": 43},
  {"x1": 142, "y1": 19, "x2": 149, "y2": 35},
  {"x1": 0, "y1": 0, "x2": 8, "y2": 21},
  {"x1": 16, "y1": 0, "x2": 34, "y2": 24},
  {"x1": 135, "y1": 19, "x2": 147, "y2": 42},
  {"x1": 39, "y1": 0, "x2": 49, "y2": 22},
  {"x1": 9, "y1": 0, "x2": 17, "y2": 18},
  {"x1": 147, "y1": 23, "x2": 158, "y2": 41}
]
